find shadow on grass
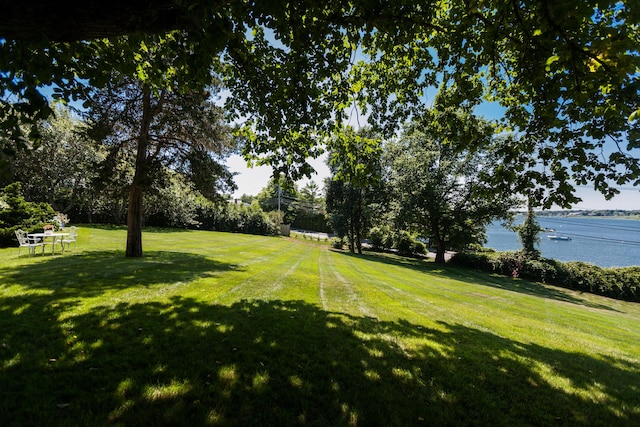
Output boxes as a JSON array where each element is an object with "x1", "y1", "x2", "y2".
[
  {"x1": 1, "y1": 294, "x2": 638, "y2": 426},
  {"x1": 336, "y1": 250, "x2": 621, "y2": 312},
  {"x1": 0, "y1": 251, "x2": 242, "y2": 300}
]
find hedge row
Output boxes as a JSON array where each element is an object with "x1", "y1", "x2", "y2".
[
  {"x1": 450, "y1": 250, "x2": 640, "y2": 302},
  {"x1": 195, "y1": 203, "x2": 277, "y2": 236},
  {"x1": 369, "y1": 227, "x2": 426, "y2": 256}
]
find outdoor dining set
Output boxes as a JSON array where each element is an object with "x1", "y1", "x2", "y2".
[{"x1": 15, "y1": 226, "x2": 78, "y2": 256}]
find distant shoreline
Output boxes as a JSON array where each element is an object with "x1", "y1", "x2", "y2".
[{"x1": 520, "y1": 210, "x2": 640, "y2": 220}]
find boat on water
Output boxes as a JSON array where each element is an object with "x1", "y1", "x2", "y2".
[{"x1": 548, "y1": 235, "x2": 572, "y2": 241}]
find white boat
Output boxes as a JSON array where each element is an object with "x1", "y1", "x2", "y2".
[{"x1": 548, "y1": 235, "x2": 572, "y2": 241}]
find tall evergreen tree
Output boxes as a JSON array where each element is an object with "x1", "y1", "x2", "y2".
[{"x1": 85, "y1": 72, "x2": 234, "y2": 257}]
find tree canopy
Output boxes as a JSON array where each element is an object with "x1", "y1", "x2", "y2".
[
  {"x1": 1, "y1": 0, "x2": 638, "y2": 208},
  {"x1": 326, "y1": 127, "x2": 383, "y2": 254},
  {"x1": 0, "y1": 1, "x2": 188, "y2": 41},
  {"x1": 385, "y1": 109, "x2": 519, "y2": 263}
]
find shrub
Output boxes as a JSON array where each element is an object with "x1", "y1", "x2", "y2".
[
  {"x1": 369, "y1": 225, "x2": 393, "y2": 251},
  {"x1": 368, "y1": 227, "x2": 385, "y2": 251},
  {"x1": 393, "y1": 230, "x2": 416, "y2": 256},
  {"x1": 291, "y1": 211, "x2": 331, "y2": 233},
  {"x1": 520, "y1": 258, "x2": 557, "y2": 283},
  {"x1": 553, "y1": 261, "x2": 605, "y2": 294},
  {"x1": 467, "y1": 244, "x2": 496, "y2": 253},
  {"x1": 611, "y1": 267, "x2": 640, "y2": 301},
  {"x1": 196, "y1": 201, "x2": 276, "y2": 235},
  {"x1": 413, "y1": 240, "x2": 426, "y2": 255},
  {"x1": 0, "y1": 183, "x2": 56, "y2": 247},
  {"x1": 330, "y1": 237, "x2": 344, "y2": 250},
  {"x1": 143, "y1": 176, "x2": 204, "y2": 228},
  {"x1": 471, "y1": 251, "x2": 518, "y2": 277},
  {"x1": 449, "y1": 251, "x2": 494, "y2": 271},
  {"x1": 238, "y1": 204, "x2": 276, "y2": 235}
]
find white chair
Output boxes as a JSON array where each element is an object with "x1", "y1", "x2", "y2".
[
  {"x1": 60, "y1": 226, "x2": 78, "y2": 252},
  {"x1": 15, "y1": 229, "x2": 45, "y2": 256}
]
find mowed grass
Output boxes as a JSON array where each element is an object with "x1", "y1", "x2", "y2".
[{"x1": 1, "y1": 226, "x2": 639, "y2": 426}]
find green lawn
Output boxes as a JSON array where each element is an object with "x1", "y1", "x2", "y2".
[{"x1": 1, "y1": 226, "x2": 639, "y2": 426}]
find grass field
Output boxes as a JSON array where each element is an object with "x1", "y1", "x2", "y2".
[{"x1": 1, "y1": 226, "x2": 639, "y2": 426}]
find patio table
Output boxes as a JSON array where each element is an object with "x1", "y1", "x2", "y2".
[{"x1": 28, "y1": 232, "x2": 69, "y2": 255}]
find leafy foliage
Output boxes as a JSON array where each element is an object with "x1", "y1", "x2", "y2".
[
  {"x1": 9, "y1": 105, "x2": 104, "y2": 216},
  {"x1": 2, "y1": 1, "x2": 637, "y2": 207},
  {"x1": 291, "y1": 181, "x2": 328, "y2": 232},
  {"x1": 0, "y1": 183, "x2": 55, "y2": 246},
  {"x1": 368, "y1": 225, "x2": 394, "y2": 252},
  {"x1": 392, "y1": 230, "x2": 426, "y2": 257},
  {"x1": 325, "y1": 127, "x2": 383, "y2": 254},
  {"x1": 256, "y1": 177, "x2": 299, "y2": 224},
  {"x1": 197, "y1": 201, "x2": 276, "y2": 236},
  {"x1": 291, "y1": 211, "x2": 330, "y2": 234},
  {"x1": 384, "y1": 108, "x2": 519, "y2": 263},
  {"x1": 143, "y1": 172, "x2": 208, "y2": 229}
]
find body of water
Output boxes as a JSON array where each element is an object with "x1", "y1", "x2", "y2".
[{"x1": 485, "y1": 216, "x2": 640, "y2": 268}]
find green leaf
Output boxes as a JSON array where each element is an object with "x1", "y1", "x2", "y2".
[{"x1": 545, "y1": 55, "x2": 560, "y2": 72}]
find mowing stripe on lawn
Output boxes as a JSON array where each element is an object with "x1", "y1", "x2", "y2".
[
  {"x1": 319, "y1": 250, "x2": 378, "y2": 318},
  {"x1": 211, "y1": 239, "x2": 313, "y2": 304},
  {"x1": 2, "y1": 228, "x2": 640, "y2": 426},
  {"x1": 337, "y1": 250, "x2": 640, "y2": 363}
]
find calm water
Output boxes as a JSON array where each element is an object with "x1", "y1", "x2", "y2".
[{"x1": 485, "y1": 216, "x2": 640, "y2": 268}]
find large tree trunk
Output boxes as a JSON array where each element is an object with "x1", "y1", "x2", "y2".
[
  {"x1": 125, "y1": 85, "x2": 152, "y2": 258},
  {"x1": 355, "y1": 190, "x2": 363, "y2": 254},
  {"x1": 434, "y1": 238, "x2": 447, "y2": 264},
  {"x1": 348, "y1": 219, "x2": 355, "y2": 253},
  {"x1": 126, "y1": 183, "x2": 144, "y2": 257}
]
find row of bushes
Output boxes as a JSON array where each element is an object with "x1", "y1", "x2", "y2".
[
  {"x1": 196, "y1": 203, "x2": 277, "y2": 236},
  {"x1": 450, "y1": 250, "x2": 640, "y2": 302},
  {"x1": 330, "y1": 227, "x2": 427, "y2": 256}
]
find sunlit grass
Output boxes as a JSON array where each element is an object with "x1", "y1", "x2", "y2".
[{"x1": 0, "y1": 226, "x2": 639, "y2": 426}]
